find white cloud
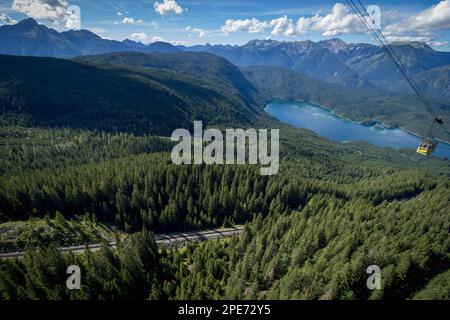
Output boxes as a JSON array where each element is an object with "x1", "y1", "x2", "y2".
[
  {"x1": 65, "y1": 6, "x2": 80, "y2": 30},
  {"x1": 311, "y1": 3, "x2": 364, "y2": 36},
  {"x1": 122, "y1": 17, "x2": 135, "y2": 24},
  {"x1": 275, "y1": 3, "x2": 364, "y2": 37},
  {"x1": 385, "y1": 0, "x2": 450, "y2": 34},
  {"x1": 149, "y1": 35, "x2": 185, "y2": 45},
  {"x1": 385, "y1": 35, "x2": 434, "y2": 43},
  {"x1": 12, "y1": 0, "x2": 68, "y2": 21},
  {"x1": 154, "y1": 0, "x2": 184, "y2": 17},
  {"x1": 0, "y1": 13, "x2": 17, "y2": 25},
  {"x1": 382, "y1": 0, "x2": 450, "y2": 47},
  {"x1": 11, "y1": 0, "x2": 81, "y2": 30},
  {"x1": 122, "y1": 17, "x2": 144, "y2": 25},
  {"x1": 294, "y1": 15, "x2": 322, "y2": 34},
  {"x1": 220, "y1": 4, "x2": 363, "y2": 37},
  {"x1": 221, "y1": 18, "x2": 269, "y2": 34},
  {"x1": 117, "y1": 11, "x2": 123, "y2": 16},
  {"x1": 384, "y1": 35, "x2": 448, "y2": 47},
  {"x1": 217, "y1": 1, "x2": 449, "y2": 47},
  {"x1": 151, "y1": 35, "x2": 166, "y2": 42},
  {"x1": 171, "y1": 40, "x2": 186, "y2": 45},
  {"x1": 131, "y1": 32, "x2": 147, "y2": 40},
  {"x1": 270, "y1": 15, "x2": 296, "y2": 36},
  {"x1": 185, "y1": 25, "x2": 205, "y2": 37},
  {"x1": 428, "y1": 40, "x2": 449, "y2": 47}
]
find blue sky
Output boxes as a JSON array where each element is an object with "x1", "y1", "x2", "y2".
[{"x1": 1, "y1": 0, "x2": 450, "y2": 50}]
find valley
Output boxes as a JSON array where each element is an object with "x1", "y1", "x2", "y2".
[
  {"x1": 242, "y1": 65, "x2": 450, "y2": 141},
  {"x1": 2, "y1": 18, "x2": 450, "y2": 101},
  {"x1": 0, "y1": 16, "x2": 449, "y2": 302},
  {"x1": 265, "y1": 100, "x2": 450, "y2": 158}
]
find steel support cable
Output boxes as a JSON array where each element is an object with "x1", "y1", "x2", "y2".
[
  {"x1": 353, "y1": 0, "x2": 436, "y2": 117},
  {"x1": 347, "y1": 0, "x2": 428, "y2": 114},
  {"x1": 354, "y1": 0, "x2": 450, "y2": 136},
  {"x1": 347, "y1": 0, "x2": 450, "y2": 137}
]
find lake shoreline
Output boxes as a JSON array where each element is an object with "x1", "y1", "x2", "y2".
[
  {"x1": 276, "y1": 99, "x2": 450, "y2": 146},
  {"x1": 265, "y1": 100, "x2": 450, "y2": 158}
]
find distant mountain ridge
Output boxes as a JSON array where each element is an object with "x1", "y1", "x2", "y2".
[
  {"x1": 1, "y1": 18, "x2": 450, "y2": 100},
  {"x1": 0, "y1": 18, "x2": 180, "y2": 57},
  {"x1": 185, "y1": 39, "x2": 450, "y2": 99}
]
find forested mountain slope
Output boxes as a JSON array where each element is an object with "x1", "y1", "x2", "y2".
[
  {"x1": 74, "y1": 51, "x2": 261, "y2": 110},
  {"x1": 0, "y1": 124, "x2": 448, "y2": 300},
  {"x1": 0, "y1": 54, "x2": 261, "y2": 135},
  {"x1": 388, "y1": 65, "x2": 450, "y2": 101},
  {"x1": 70, "y1": 52, "x2": 450, "y2": 141},
  {"x1": 0, "y1": 43, "x2": 449, "y2": 300}
]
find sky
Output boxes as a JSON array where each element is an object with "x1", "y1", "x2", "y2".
[{"x1": 1, "y1": 0, "x2": 450, "y2": 50}]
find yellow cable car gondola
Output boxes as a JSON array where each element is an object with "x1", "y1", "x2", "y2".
[
  {"x1": 416, "y1": 118, "x2": 443, "y2": 156},
  {"x1": 416, "y1": 138, "x2": 438, "y2": 156}
]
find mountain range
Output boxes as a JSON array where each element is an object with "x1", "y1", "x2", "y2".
[
  {"x1": 1, "y1": 18, "x2": 450, "y2": 140},
  {"x1": 195, "y1": 39, "x2": 450, "y2": 100},
  {"x1": 0, "y1": 18, "x2": 180, "y2": 57},
  {"x1": 0, "y1": 50, "x2": 448, "y2": 140},
  {"x1": 2, "y1": 18, "x2": 450, "y2": 100}
]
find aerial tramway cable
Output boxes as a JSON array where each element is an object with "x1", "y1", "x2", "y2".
[
  {"x1": 355, "y1": 0, "x2": 437, "y2": 119},
  {"x1": 345, "y1": 0, "x2": 450, "y2": 139}
]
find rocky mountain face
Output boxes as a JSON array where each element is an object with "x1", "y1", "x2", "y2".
[
  {"x1": 0, "y1": 18, "x2": 180, "y2": 57},
  {"x1": 187, "y1": 39, "x2": 450, "y2": 99}
]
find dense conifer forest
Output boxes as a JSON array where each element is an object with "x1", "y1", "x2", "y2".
[
  {"x1": 0, "y1": 53, "x2": 448, "y2": 301},
  {"x1": 0, "y1": 124, "x2": 448, "y2": 300}
]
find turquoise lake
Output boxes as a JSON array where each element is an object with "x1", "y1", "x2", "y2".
[{"x1": 265, "y1": 100, "x2": 450, "y2": 159}]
